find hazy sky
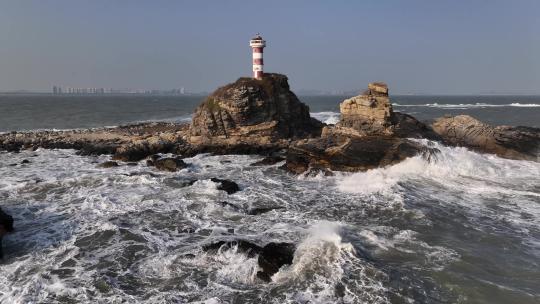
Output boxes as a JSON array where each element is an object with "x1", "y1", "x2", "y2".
[{"x1": 0, "y1": 1, "x2": 538, "y2": 94}]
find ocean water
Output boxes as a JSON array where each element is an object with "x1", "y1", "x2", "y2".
[
  {"x1": 0, "y1": 94, "x2": 539, "y2": 132},
  {"x1": 0, "y1": 94, "x2": 539, "y2": 303}
]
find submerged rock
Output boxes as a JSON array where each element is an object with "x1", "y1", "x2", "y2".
[
  {"x1": 246, "y1": 206, "x2": 285, "y2": 215},
  {"x1": 98, "y1": 161, "x2": 119, "y2": 168},
  {"x1": 249, "y1": 155, "x2": 286, "y2": 166},
  {"x1": 153, "y1": 157, "x2": 188, "y2": 172},
  {"x1": 0, "y1": 207, "x2": 14, "y2": 259},
  {"x1": 431, "y1": 115, "x2": 540, "y2": 161},
  {"x1": 216, "y1": 201, "x2": 284, "y2": 215},
  {"x1": 211, "y1": 178, "x2": 240, "y2": 194},
  {"x1": 113, "y1": 139, "x2": 177, "y2": 162},
  {"x1": 202, "y1": 240, "x2": 295, "y2": 282}
]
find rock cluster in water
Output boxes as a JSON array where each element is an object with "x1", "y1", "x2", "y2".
[
  {"x1": 0, "y1": 76, "x2": 538, "y2": 170},
  {"x1": 432, "y1": 115, "x2": 540, "y2": 161}
]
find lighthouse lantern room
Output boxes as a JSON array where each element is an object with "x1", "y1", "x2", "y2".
[{"x1": 249, "y1": 34, "x2": 266, "y2": 80}]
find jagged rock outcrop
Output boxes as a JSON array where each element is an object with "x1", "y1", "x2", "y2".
[
  {"x1": 432, "y1": 115, "x2": 540, "y2": 161},
  {"x1": 285, "y1": 133, "x2": 436, "y2": 174},
  {"x1": 336, "y1": 82, "x2": 439, "y2": 139},
  {"x1": 210, "y1": 178, "x2": 240, "y2": 194},
  {"x1": 283, "y1": 82, "x2": 442, "y2": 175},
  {"x1": 338, "y1": 82, "x2": 394, "y2": 136},
  {"x1": 189, "y1": 73, "x2": 323, "y2": 147}
]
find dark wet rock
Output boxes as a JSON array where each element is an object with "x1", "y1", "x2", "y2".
[
  {"x1": 202, "y1": 240, "x2": 295, "y2": 282},
  {"x1": 257, "y1": 242, "x2": 295, "y2": 282},
  {"x1": 98, "y1": 161, "x2": 119, "y2": 168},
  {"x1": 113, "y1": 141, "x2": 177, "y2": 162},
  {"x1": 149, "y1": 154, "x2": 161, "y2": 161},
  {"x1": 250, "y1": 155, "x2": 285, "y2": 166},
  {"x1": 163, "y1": 178, "x2": 198, "y2": 188},
  {"x1": 77, "y1": 142, "x2": 118, "y2": 156},
  {"x1": 122, "y1": 172, "x2": 160, "y2": 178},
  {"x1": 180, "y1": 142, "x2": 285, "y2": 158},
  {"x1": 125, "y1": 162, "x2": 138, "y2": 166},
  {"x1": 431, "y1": 115, "x2": 540, "y2": 161},
  {"x1": 0, "y1": 207, "x2": 14, "y2": 259},
  {"x1": 21, "y1": 159, "x2": 30, "y2": 164},
  {"x1": 285, "y1": 134, "x2": 433, "y2": 174},
  {"x1": 390, "y1": 112, "x2": 441, "y2": 140},
  {"x1": 153, "y1": 157, "x2": 188, "y2": 172},
  {"x1": 50, "y1": 268, "x2": 76, "y2": 277},
  {"x1": 210, "y1": 178, "x2": 240, "y2": 194}
]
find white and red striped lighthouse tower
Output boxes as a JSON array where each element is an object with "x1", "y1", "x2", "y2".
[{"x1": 249, "y1": 34, "x2": 266, "y2": 80}]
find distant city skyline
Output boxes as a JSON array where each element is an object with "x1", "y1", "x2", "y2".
[
  {"x1": 0, "y1": 1, "x2": 538, "y2": 95},
  {"x1": 51, "y1": 85, "x2": 187, "y2": 95}
]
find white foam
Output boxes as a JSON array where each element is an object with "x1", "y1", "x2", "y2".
[
  {"x1": 509, "y1": 103, "x2": 540, "y2": 107},
  {"x1": 1, "y1": 144, "x2": 538, "y2": 302},
  {"x1": 336, "y1": 140, "x2": 540, "y2": 195},
  {"x1": 310, "y1": 111, "x2": 340, "y2": 125},
  {"x1": 274, "y1": 221, "x2": 388, "y2": 303}
]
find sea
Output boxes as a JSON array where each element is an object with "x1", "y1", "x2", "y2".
[{"x1": 0, "y1": 94, "x2": 539, "y2": 303}]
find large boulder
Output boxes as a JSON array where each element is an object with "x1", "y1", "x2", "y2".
[
  {"x1": 431, "y1": 115, "x2": 540, "y2": 161},
  {"x1": 337, "y1": 82, "x2": 438, "y2": 139},
  {"x1": 337, "y1": 82, "x2": 394, "y2": 136},
  {"x1": 285, "y1": 131, "x2": 435, "y2": 174},
  {"x1": 189, "y1": 73, "x2": 323, "y2": 146}
]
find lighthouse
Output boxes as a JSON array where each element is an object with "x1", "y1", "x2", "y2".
[{"x1": 249, "y1": 34, "x2": 266, "y2": 80}]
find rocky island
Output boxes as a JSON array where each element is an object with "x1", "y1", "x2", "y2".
[{"x1": 1, "y1": 74, "x2": 538, "y2": 170}]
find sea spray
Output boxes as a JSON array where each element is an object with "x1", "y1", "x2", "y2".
[{"x1": 273, "y1": 221, "x2": 388, "y2": 303}]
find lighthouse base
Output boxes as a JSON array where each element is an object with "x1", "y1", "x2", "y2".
[{"x1": 254, "y1": 71, "x2": 264, "y2": 80}]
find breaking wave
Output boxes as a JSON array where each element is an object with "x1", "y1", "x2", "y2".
[
  {"x1": 311, "y1": 111, "x2": 340, "y2": 125},
  {"x1": 393, "y1": 102, "x2": 540, "y2": 109}
]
